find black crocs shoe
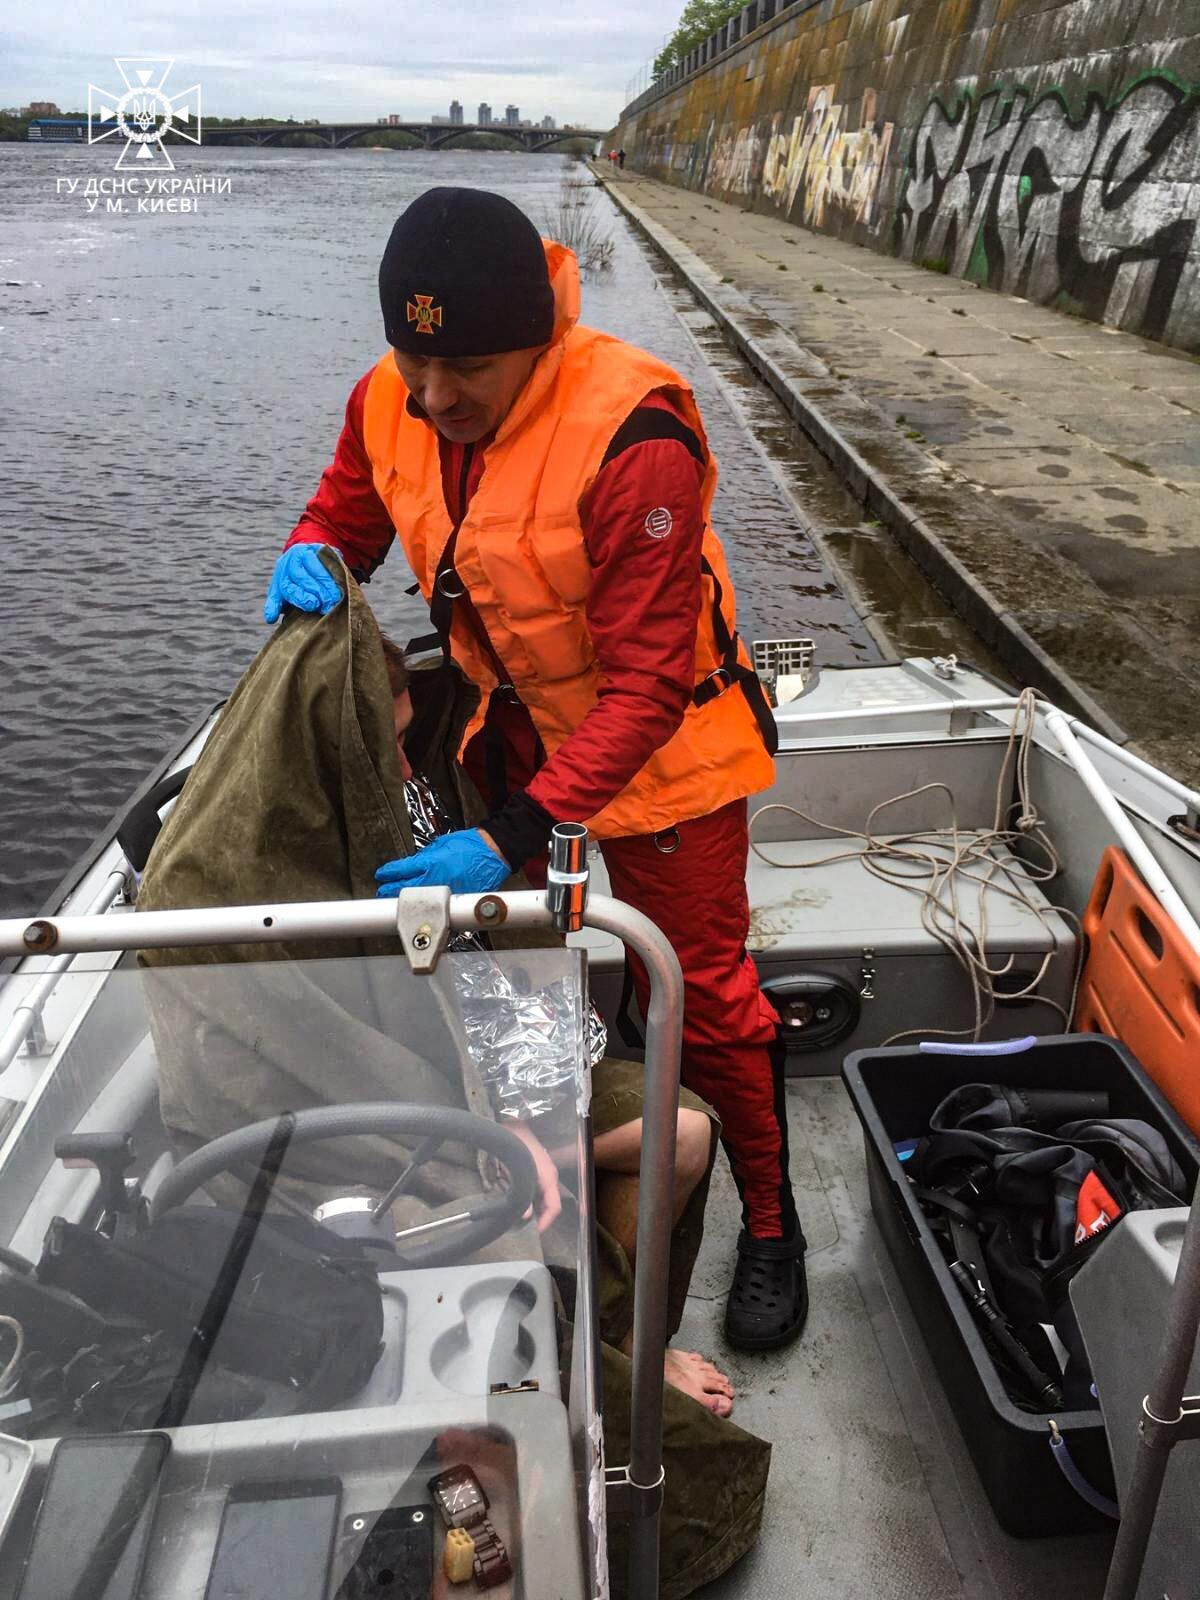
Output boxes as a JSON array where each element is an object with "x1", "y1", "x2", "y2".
[{"x1": 723, "y1": 1229, "x2": 809, "y2": 1351}]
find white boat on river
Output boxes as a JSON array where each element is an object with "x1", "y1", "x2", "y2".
[{"x1": 0, "y1": 650, "x2": 1198, "y2": 1600}]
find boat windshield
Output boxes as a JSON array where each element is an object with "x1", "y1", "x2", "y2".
[{"x1": 0, "y1": 946, "x2": 600, "y2": 1599}]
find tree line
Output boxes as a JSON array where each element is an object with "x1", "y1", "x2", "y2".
[{"x1": 654, "y1": 0, "x2": 749, "y2": 76}]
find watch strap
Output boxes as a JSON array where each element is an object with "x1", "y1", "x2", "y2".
[{"x1": 472, "y1": 1518, "x2": 512, "y2": 1589}]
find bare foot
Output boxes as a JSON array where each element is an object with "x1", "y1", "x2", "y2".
[{"x1": 663, "y1": 1348, "x2": 735, "y2": 1418}]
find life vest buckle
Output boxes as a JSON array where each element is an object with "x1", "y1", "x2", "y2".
[{"x1": 701, "y1": 666, "x2": 734, "y2": 698}]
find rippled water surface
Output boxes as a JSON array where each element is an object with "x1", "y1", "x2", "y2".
[{"x1": 1, "y1": 144, "x2": 871, "y2": 916}]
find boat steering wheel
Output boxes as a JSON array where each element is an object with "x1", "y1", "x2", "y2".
[{"x1": 148, "y1": 1103, "x2": 538, "y2": 1269}]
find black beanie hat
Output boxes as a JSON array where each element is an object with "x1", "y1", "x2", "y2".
[{"x1": 379, "y1": 187, "x2": 555, "y2": 357}]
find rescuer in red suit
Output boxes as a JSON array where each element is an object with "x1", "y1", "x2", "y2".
[{"x1": 263, "y1": 188, "x2": 807, "y2": 1350}]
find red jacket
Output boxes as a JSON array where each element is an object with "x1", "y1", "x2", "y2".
[{"x1": 286, "y1": 373, "x2": 706, "y2": 862}]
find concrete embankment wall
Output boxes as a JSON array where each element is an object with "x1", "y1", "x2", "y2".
[{"x1": 614, "y1": 0, "x2": 1200, "y2": 349}]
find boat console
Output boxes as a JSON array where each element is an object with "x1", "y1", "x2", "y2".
[{"x1": 0, "y1": 948, "x2": 599, "y2": 1600}]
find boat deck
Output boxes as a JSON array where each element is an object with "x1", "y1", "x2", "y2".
[{"x1": 682, "y1": 1077, "x2": 1113, "y2": 1599}]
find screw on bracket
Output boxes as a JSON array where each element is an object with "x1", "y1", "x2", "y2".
[{"x1": 395, "y1": 886, "x2": 452, "y2": 974}]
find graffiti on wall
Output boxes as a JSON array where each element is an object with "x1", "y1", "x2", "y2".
[
  {"x1": 895, "y1": 74, "x2": 1198, "y2": 340},
  {"x1": 706, "y1": 120, "x2": 765, "y2": 195},
  {"x1": 762, "y1": 86, "x2": 894, "y2": 229},
  {"x1": 624, "y1": 67, "x2": 1200, "y2": 342},
  {"x1": 693, "y1": 87, "x2": 894, "y2": 229}
]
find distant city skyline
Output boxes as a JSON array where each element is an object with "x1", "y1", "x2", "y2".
[
  {"x1": 10, "y1": 98, "x2": 588, "y2": 132},
  {"x1": 7, "y1": 95, "x2": 591, "y2": 132},
  {"x1": 425, "y1": 98, "x2": 564, "y2": 129}
]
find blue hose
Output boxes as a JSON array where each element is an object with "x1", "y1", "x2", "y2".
[{"x1": 1048, "y1": 1423, "x2": 1120, "y2": 1519}]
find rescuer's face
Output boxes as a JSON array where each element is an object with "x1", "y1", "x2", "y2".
[{"x1": 392, "y1": 346, "x2": 545, "y2": 443}]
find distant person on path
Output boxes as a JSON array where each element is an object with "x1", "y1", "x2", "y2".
[
  {"x1": 262, "y1": 186, "x2": 809, "y2": 1351},
  {"x1": 618, "y1": 148, "x2": 626, "y2": 169}
]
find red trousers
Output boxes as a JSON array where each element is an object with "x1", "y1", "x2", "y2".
[{"x1": 601, "y1": 799, "x2": 795, "y2": 1238}]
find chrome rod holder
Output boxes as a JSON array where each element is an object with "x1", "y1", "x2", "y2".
[{"x1": 546, "y1": 822, "x2": 589, "y2": 934}]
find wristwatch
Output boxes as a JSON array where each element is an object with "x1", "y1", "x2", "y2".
[
  {"x1": 428, "y1": 1466, "x2": 512, "y2": 1587},
  {"x1": 429, "y1": 1464, "x2": 490, "y2": 1531}
]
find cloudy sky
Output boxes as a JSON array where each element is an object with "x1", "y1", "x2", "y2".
[{"x1": 2, "y1": 0, "x2": 682, "y2": 127}]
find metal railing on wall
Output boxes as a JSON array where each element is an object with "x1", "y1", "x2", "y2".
[{"x1": 620, "y1": 0, "x2": 820, "y2": 123}]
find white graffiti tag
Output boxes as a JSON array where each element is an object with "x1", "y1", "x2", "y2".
[{"x1": 897, "y1": 77, "x2": 1198, "y2": 340}]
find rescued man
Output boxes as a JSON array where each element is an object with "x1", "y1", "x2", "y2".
[
  {"x1": 264, "y1": 185, "x2": 807, "y2": 1349},
  {"x1": 382, "y1": 636, "x2": 733, "y2": 1415}
]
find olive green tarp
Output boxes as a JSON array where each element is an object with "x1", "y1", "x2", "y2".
[
  {"x1": 138, "y1": 556, "x2": 501, "y2": 1213},
  {"x1": 137, "y1": 560, "x2": 769, "y2": 1596}
]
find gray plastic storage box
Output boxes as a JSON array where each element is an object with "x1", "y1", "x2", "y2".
[{"x1": 842, "y1": 1035, "x2": 1200, "y2": 1537}]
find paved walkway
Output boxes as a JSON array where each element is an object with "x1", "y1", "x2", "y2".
[{"x1": 595, "y1": 166, "x2": 1200, "y2": 780}]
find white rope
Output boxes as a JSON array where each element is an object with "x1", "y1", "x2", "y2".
[
  {"x1": 750, "y1": 689, "x2": 1086, "y2": 1045},
  {"x1": 0, "y1": 1315, "x2": 24, "y2": 1399}
]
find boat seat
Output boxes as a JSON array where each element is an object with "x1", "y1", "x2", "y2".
[
  {"x1": 615, "y1": 835, "x2": 1071, "y2": 1078},
  {"x1": 576, "y1": 833, "x2": 1078, "y2": 1072}
]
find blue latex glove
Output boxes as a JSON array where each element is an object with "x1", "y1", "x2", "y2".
[
  {"x1": 375, "y1": 829, "x2": 511, "y2": 897},
  {"x1": 263, "y1": 544, "x2": 344, "y2": 624}
]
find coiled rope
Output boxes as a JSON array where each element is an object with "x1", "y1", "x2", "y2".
[{"x1": 749, "y1": 688, "x2": 1084, "y2": 1044}]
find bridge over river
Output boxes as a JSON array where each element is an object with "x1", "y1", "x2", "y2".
[{"x1": 204, "y1": 122, "x2": 605, "y2": 152}]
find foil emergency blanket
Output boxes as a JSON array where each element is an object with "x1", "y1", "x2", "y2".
[{"x1": 405, "y1": 776, "x2": 607, "y2": 1120}]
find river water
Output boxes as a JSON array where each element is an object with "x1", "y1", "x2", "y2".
[{"x1": 1, "y1": 143, "x2": 883, "y2": 917}]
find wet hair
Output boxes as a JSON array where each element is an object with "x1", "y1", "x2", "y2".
[{"x1": 379, "y1": 633, "x2": 410, "y2": 697}]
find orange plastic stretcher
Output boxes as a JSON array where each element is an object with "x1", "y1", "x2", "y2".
[{"x1": 1076, "y1": 846, "x2": 1200, "y2": 1136}]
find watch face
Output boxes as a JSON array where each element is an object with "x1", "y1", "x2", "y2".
[
  {"x1": 445, "y1": 1478, "x2": 482, "y2": 1515},
  {"x1": 432, "y1": 1467, "x2": 487, "y2": 1522}
]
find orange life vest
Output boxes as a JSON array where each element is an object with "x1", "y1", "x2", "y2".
[{"x1": 361, "y1": 241, "x2": 776, "y2": 838}]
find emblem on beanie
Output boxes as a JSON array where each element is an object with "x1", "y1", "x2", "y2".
[{"x1": 406, "y1": 294, "x2": 443, "y2": 336}]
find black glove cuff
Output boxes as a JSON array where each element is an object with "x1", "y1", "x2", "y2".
[{"x1": 484, "y1": 791, "x2": 557, "y2": 870}]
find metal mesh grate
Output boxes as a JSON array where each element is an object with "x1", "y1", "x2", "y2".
[{"x1": 752, "y1": 638, "x2": 815, "y2": 683}]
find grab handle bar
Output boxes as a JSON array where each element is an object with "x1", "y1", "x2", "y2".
[{"x1": 918, "y1": 1036, "x2": 1038, "y2": 1055}]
